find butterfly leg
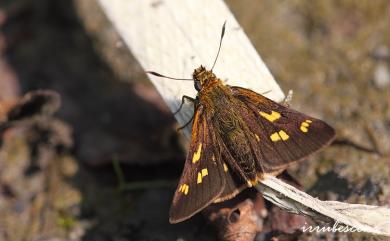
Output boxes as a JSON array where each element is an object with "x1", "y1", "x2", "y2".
[
  {"x1": 173, "y1": 95, "x2": 195, "y2": 115},
  {"x1": 177, "y1": 114, "x2": 195, "y2": 131},
  {"x1": 176, "y1": 99, "x2": 201, "y2": 131}
]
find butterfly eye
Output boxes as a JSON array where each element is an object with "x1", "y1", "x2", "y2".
[
  {"x1": 194, "y1": 80, "x2": 202, "y2": 91},
  {"x1": 228, "y1": 209, "x2": 241, "y2": 223}
]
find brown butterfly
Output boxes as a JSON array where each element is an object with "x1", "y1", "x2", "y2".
[{"x1": 147, "y1": 22, "x2": 335, "y2": 223}]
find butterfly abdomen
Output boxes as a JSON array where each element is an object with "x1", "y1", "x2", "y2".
[
  {"x1": 214, "y1": 112, "x2": 257, "y2": 182},
  {"x1": 199, "y1": 84, "x2": 259, "y2": 182},
  {"x1": 224, "y1": 128, "x2": 257, "y2": 180}
]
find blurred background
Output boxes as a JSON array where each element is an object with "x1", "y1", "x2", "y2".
[{"x1": 0, "y1": 0, "x2": 390, "y2": 240}]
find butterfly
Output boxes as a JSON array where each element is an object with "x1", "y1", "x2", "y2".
[{"x1": 147, "y1": 22, "x2": 335, "y2": 223}]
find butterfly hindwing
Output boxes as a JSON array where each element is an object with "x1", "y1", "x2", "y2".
[
  {"x1": 214, "y1": 157, "x2": 247, "y2": 203},
  {"x1": 169, "y1": 106, "x2": 226, "y2": 223},
  {"x1": 231, "y1": 86, "x2": 335, "y2": 174}
]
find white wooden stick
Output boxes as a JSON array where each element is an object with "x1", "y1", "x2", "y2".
[
  {"x1": 258, "y1": 175, "x2": 390, "y2": 236},
  {"x1": 98, "y1": 0, "x2": 390, "y2": 237},
  {"x1": 97, "y1": 0, "x2": 284, "y2": 136}
]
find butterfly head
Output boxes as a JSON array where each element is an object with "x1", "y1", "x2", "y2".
[{"x1": 193, "y1": 65, "x2": 217, "y2": 91}]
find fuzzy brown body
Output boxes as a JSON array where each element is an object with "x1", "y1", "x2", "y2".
[{"x1": 199, "y1": 78, "x2": 258, "y2": 181}]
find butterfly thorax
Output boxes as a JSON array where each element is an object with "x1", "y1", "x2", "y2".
[{"x1": 195, "y1": 71, "x2": 258, "y2": 183}]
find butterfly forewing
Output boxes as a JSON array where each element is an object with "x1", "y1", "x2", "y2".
[
  {"x1": 169, "y1": 107, "x2": 226, "y2": 223},
  {"x1": 231, "y1": 86, "x2": 335, "y2": 174}
]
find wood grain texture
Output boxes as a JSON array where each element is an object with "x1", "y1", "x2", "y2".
[{"x1": 97, "y1": 0, "x2": 284, "y2": 136}]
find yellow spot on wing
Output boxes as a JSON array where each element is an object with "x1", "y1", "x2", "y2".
[
  {"x1": 201, "y1": 168, "x2": 208, "y2": 177},
  {"x1": 270, "y1": 132, "x2": 281, "y2": 142},
  {"x1": 179, "y1": 184, "x2": 189, "y2": 195},
  {"x1": 259, "y1": 111, "x2": 281, "y2": 122},
  {"x1": 300, "y1": 120, "x2": 312, "y2": 133},
  {"x1": 196, "y1": 168, "x2": 209, "y2": 184},
  {"x1": 270, "y1": 130, "x2": 289, "y2": 141},
  {"x1": 223, "y1": 163, "x2": 228, "y2": 172},
  {"x1": 192, "y1": 143, "x2": 202, "y2": 163},
  {"x1": 278, "y1": 130, "x2": 289, "y2": 140},
  {"x1": 197, "y1": 173, "x2": 202, "y2": 184},
  {"x1": 255, "y1": 134, "x2": 260, "y2": 142}
]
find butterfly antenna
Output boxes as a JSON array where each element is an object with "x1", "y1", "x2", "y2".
[
  {"x1": 211, "y1": 21, "x2": 226, "y2": 71},
  {"x1": 146, "y1": 71, "x2": 193, "y2": 81}
]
